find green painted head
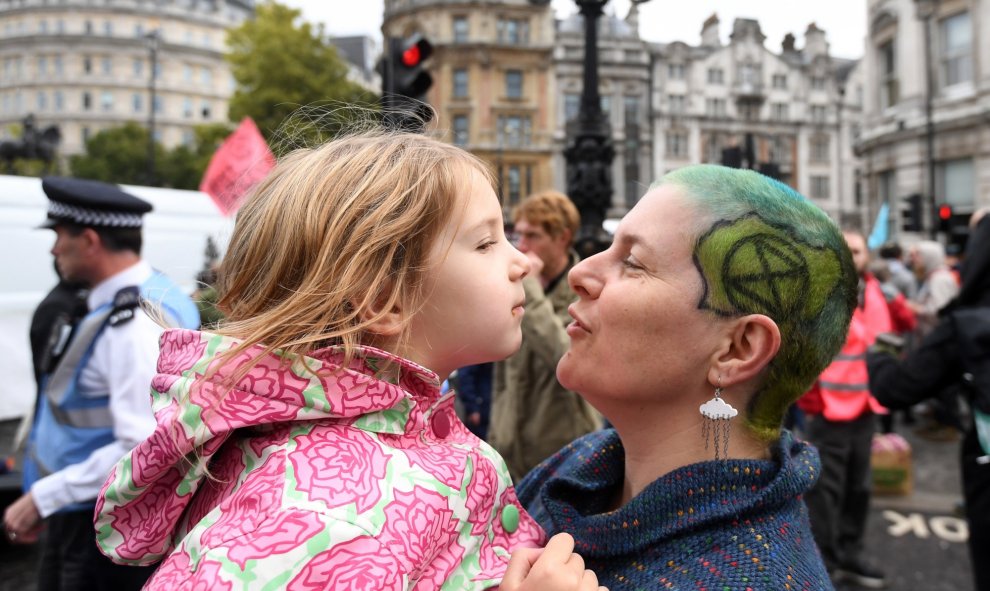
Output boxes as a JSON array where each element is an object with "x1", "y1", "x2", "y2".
[{"x1": 657, "y1": 164, "x2": 857, "y2": 441}]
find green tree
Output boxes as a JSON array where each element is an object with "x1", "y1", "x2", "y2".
[
  {"x1": 225, "y1": 1, "x2": 374, "y2": 148},
  {"x1": 69, "y1": 122, "x2": 165, "y2": 185},
  {"x1": 158, "y1": 123, "x2": 233, "y2": 189}
]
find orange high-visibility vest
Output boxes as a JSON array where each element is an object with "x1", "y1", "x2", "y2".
[{"x1": 816, "y1": 275, "x2": 891, "y2": 421}]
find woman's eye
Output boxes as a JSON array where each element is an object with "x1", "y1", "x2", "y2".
[{"x1": 622, "y1": 257, "x2": 642, "y2": 270}]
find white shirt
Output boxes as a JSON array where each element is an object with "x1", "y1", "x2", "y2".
[{"x1": 31, "y1": 260, "x2": 163, "y2": 517}]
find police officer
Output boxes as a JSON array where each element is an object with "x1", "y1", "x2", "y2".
[{"x1": 3, "y1": 177, "x2": 200, "y2": 591}]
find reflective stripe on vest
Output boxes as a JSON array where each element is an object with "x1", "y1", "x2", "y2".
[{"x1": 42, "y1": 305, "x2": 113, "y2": 428}]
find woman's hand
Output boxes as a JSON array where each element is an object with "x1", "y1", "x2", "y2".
[{"x1": 500, "y1": 532, "x2": 607, "y2": 591}]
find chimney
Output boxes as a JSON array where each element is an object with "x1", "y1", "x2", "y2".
[{"x1": 700, "y1": 13, "x2": 720, "y2": 48}]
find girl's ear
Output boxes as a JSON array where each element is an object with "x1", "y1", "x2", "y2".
[
  {"x1": 707, "y1": 314, "x2": 781, "y2": 388},
  {"x1": 355, "y1": 297, "x2": 404, "y2": 337}
]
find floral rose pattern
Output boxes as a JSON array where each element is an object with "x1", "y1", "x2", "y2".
[{"x1": 95, "y1": 329, "x2": 544, "y2": 590}]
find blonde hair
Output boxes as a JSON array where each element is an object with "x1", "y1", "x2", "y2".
[
  {"x1": 511, "y1": 190, "x2": 580, "y2": 242},
  {"x1": 214, "y1": 129, "x2": 495, "y2": 369}
]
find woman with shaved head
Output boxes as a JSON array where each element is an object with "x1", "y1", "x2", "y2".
[{"x1": 513, "y1": 165, "x2": 858, "y2": 591}]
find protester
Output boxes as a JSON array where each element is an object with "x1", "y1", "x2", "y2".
[
  {"x1": 878, "y1": 242, "x2": 917, "y2": 299},
  {"x1": 908, "y1": 240, "x2": 959, "y2": 336},
  {"x1": 516, "y1": 164, "x2": 857, "y2": 589},
  {"x1": 3, "y1": 177, "x2": 200, "y2": 591},
  {"x1": 799, "y1": 229, "x2": 913, "y2": 588},
  {"x1": 489, "y1": 190, "x2": 599, "y2": 481},
  {"x1": 92, "y1": 129, "x2": 553, "y2": 589},
  {"x1": 456, "y1": 362, "x2": 494, "y2": 439},
  {"x1": 867, "y1": 208, "x2": 990, "y2": 591}
]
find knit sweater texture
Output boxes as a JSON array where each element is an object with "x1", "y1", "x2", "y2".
[{"x1": 516, "y1": 429, "x2": 834, "y2": 591}]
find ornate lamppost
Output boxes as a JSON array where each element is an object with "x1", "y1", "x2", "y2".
[
  {"x1": 145, "y1": 29, "x2": 161, "y2": 185},
  {"x1": 562, "y1": 0, "x2": 651, "y2": 257},
  {"x1": 914, "y1": 0, "x2": 938, "y2": 238}
]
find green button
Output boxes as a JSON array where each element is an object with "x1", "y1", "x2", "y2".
[{"x1": 501, "y1": 504, "x2": 520, "y2": 533}]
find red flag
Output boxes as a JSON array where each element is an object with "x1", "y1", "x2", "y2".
[{"x1": 199, "y1": 117, "x2": 275, "y2": 216}]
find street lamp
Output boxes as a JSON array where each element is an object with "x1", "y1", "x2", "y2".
[
  {"x1": 145, "y1": 29, "x2": 161, "y2": 185},
  {"x1": 560, "y1": 0, "x2": 651, "y2": 257},
  {"x1": 915, "y1": 0, "x2": 937, "y2": 237}
]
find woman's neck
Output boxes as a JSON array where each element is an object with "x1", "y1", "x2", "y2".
[{"x1": 607, "y1": 405, "x2": 771, "y2": 509}]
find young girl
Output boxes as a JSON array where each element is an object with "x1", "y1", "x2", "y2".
[{"x1": 93, "y1": 130, "x2": 554, "y2": 590}]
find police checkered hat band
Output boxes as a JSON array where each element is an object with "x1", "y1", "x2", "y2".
[{"x1": 47, "y1": 200, "x2": 144, "y2": 228}]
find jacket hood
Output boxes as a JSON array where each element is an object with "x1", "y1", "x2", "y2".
[{"x1": 96, "y1": 329, "x2": 441, "y2": 564}]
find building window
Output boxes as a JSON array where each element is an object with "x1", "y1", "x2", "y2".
[
  {"x1": 84, "y1": 20, "x2": 93, "y2": 35},
  {"x1": 810, "y1": 135, "x2": 830, "y2": 162},
  {"x1": 184, "y1": 65, "x2": 193, "y2": 82},
  {"x1": 811, "y1": 76, "x2": 826, "y2": 90},
  {"x1": 810, "y1": 105, "x2": 827, "y2": 123},
  {"x1": 667, "y1": 63, "x2": 685, "y2": 80},
  {"x1": 201, "y1": 67, "x2": 212, "y2": 87},
  {"x1": 452, "y1": 68, "x2": 468, "y2": 98},
  {"x1": 772, "y1": 73, "x2": 787, "y2": 89},
  {"x1": 134, "y1": 23, "x2": 144, "y2": 37},
  {"x1": 707, "y1": 68, "x2": 723, "y2": 84},
  {"x1": 39, "y1": 20, "x2": 48, "y2": 34},
  {"x1": 133, "y1": 58, "x2": 143, "y2": 77},
  {"x1": 452, "y1": 114, "x2": 468, "y2": 145},
  {"x1": 600, "y1": 95, "x2": 611, "y2": 115},
  {"x1": 101, "y1": 57, "x2": 112, "y2": 75},
  {"x1": 53, "y1": 90, "x2": 64, "y2": 112},
  {"x1": 103, "y1": 20, "x2": 112, "y2": 36},
  {"x1": 56, "y1": 20, "x2": 65, "y2": 34},
  {"x1": 564, "y1": 93, "x2": 579, "y2": 121},
  {"x1": 878, "y1": 39, "x2": 898, "y2": 108},
  {"x1": 82, "y1": 127, "x2": 91, "y2": 144},
  {"x1": 37, "y1": 56, "x2": 47, "y2": 76},
  {"x1": 153, "y1": 95, "x2": 163, "y2": 113},
  {"x1": 937, "y1": 158, "x2": 974, "y2": 207},
  {"x1": 83, "y1": 56, "x2": 92, "y2": 74},
  {"x1": 54, "y1": 55, "x2": 63, "y2": 76},
  {"x1": 667, "y1": 94, "x2": 685, "y2": 114},
  {"x1": 505, "y1": 70, "x2": 523, "y2": 99},
  {"x1": 201, "y1": 100, "x2": 211, "y2": 119},
  {"x1": 623, "y1": 95, "x2": 640, "y2": 125},
  {"x1": 771, "y1": 102, "x2": 789, "y2": 121},
  {"x1": 811, "y1": 175, "x2": 830, "y2": 199},
  {"x1": 665, "y1": 130, "x2": 688, "y2": 158},
  {"x1": 36, "y1": 91, "x2": 46, "y2": 111},
  {"x1": 497, "y1": 115, "x2": 531, "y2": 148},
  {"x1": 705, "y1": 98, "x2": 727, "y2": 118},
  {"x1": 101, "y1": 91, "x2": 113, "y2": 111},
  {"x1": 497, "y1": 18, "x2": 529, "y2": 45},
  {"x1": 183, "y1": 97, "x2": 193, "y2": 118},
  {"x1": 82, "y1": 91, "x2": 92, "y2": 110},
  {"x1": 939, "y1": 11, "x2": 972, "y2": 88},
  {"x1": 772, "y1": 135, "x2": 793, "y2": 165},
  {"x1": 132, "y1": 93, "x2": 142, "y2": 113},
  {"x1": 452, "y1": 16, "x2": 469, "y2": 43}
]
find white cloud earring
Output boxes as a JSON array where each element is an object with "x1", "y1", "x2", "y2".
[{"x1": 700, "y1": 376, "x2": 737, "y2": 460}]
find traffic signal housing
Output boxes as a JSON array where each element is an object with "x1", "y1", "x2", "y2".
[
  {"x1": 379, "y1": 34, "x2": 434, "y2": 131},
  {"x1": 901, "y1": 193, "x2": 923, "y2": 232},
  {"x1": 937, "y1": 203, "x2": 953, "y2": 234}
]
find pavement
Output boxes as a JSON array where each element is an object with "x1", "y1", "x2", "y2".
[{"x1": 0, "y1": 417, "x2": 976, "y2": 590}]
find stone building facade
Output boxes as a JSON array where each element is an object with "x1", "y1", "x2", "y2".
[
  {"x1": 857, "y1": 0, "x2": 988, "y2": 241},
  {"x1": 0, "y1": 0, "x2": 253, "y2": 156},
  {"x1": 383, "y1": 0, "x2": 557, "y2": 212}
]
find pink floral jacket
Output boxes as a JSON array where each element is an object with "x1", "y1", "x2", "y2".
[{"x1": 95, "y1": 329, "x2": 545, "y2": 590}]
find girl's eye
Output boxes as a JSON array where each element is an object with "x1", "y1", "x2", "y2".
[{"x1": 477, "y1": 240, "x2": 497, "y2": 252}]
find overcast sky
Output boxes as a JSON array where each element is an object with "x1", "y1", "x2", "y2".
[{"x1": 282, "y1": 0, "x2": 868, "y2": 60}]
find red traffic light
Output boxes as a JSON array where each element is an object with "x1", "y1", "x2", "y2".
[
  {"x1": 402, "y1": 45, "x2": 421, "y2": 67},
  {"x1": 938, "y1": 204, "x2": 953, "y2": 220}
]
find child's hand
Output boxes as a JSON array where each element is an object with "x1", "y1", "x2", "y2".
[{"x1": 500, "y1": 532, "x2": 607, "y2": 591}]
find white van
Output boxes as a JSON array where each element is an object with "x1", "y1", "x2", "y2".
[{"x1": 0, "y1": 174, "x2": 235, "y2": 421}]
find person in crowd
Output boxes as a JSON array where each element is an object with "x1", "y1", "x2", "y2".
[
  {"x1": 92, "y1": 130, "x2": 557, "y2": 589},
  {"x1": 3, "y1": 177, "x2": 200, "y2": 591},
  {"x1": 878, "y1": 242, "x2": 917, "y2": 299},
  {"x1": 515, "y1": 164, "x2": 857, "y2": 590},
  {"x1": 456, "y1": 362, "x2": 494, "y2": 439},
  {"x1": 908, "y1": 240, "x2": 960, "y2": 336},
  {"x1": 489, "y1": 190, "x2": 599, "y2": 481},
  {"x1": 799, "y1": 228, "x2": 914, "y2": 588},
  {"x1": 867, "y1": 207, "x2": 990, "y2": 591}
]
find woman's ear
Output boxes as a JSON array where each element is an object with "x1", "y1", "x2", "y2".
[{"x1": 708, "y1": 314, "x2": 781, "y2": 388}]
